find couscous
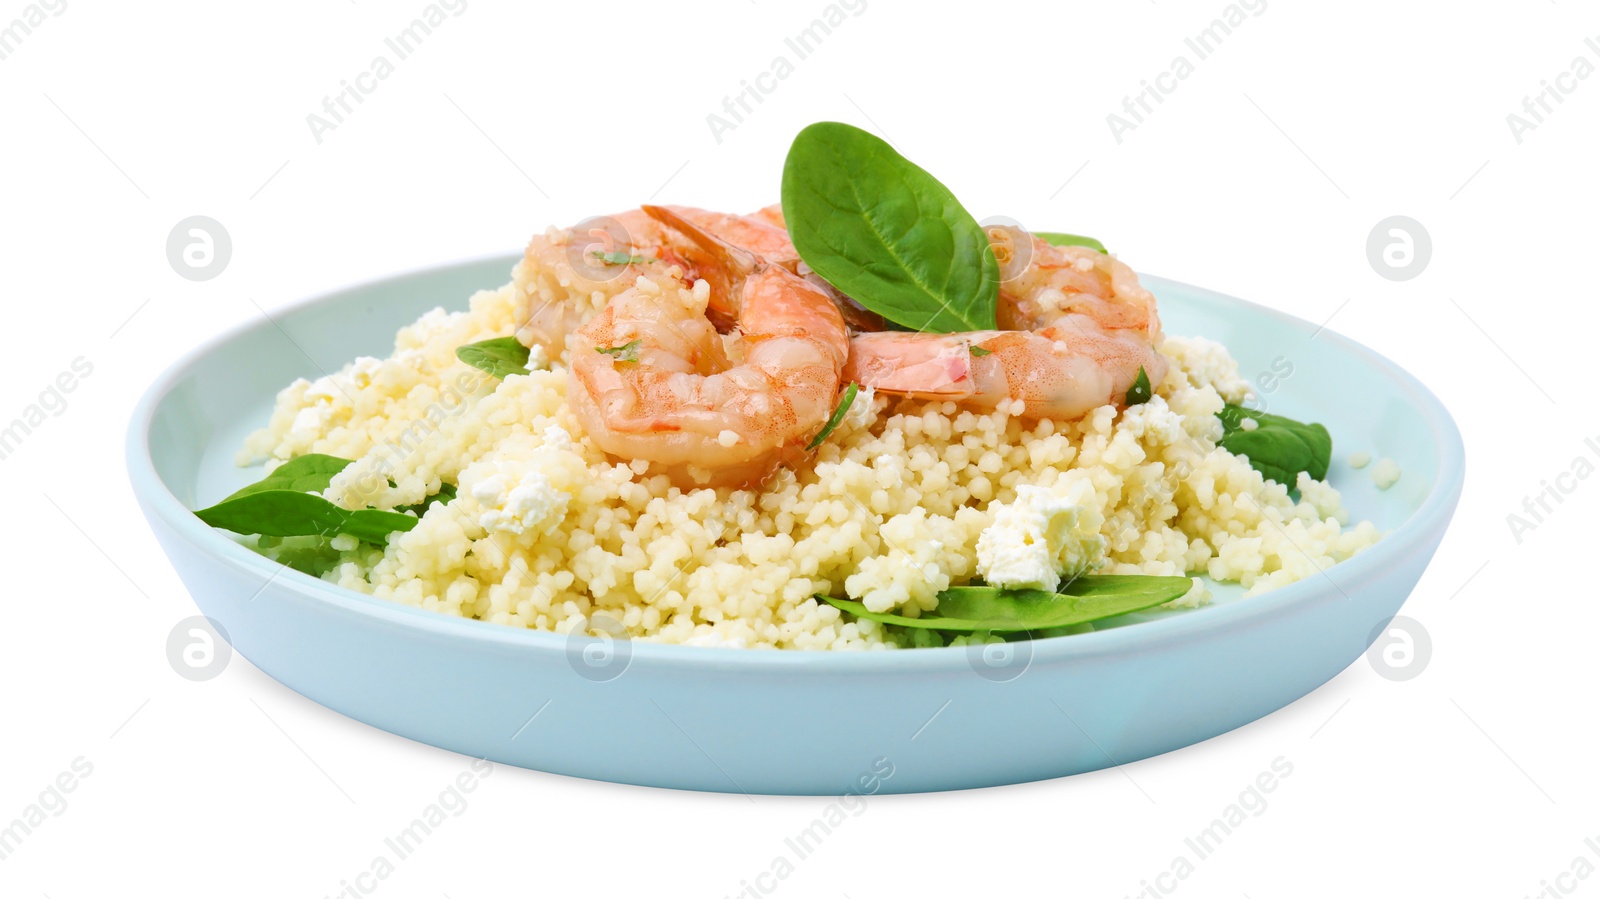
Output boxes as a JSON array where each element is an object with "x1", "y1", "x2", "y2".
[{"x1": 204, "y1": 121, "x2": 1383, "y2": 650}]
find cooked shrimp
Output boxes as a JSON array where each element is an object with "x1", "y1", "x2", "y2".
[
  {"x1": 567, "y1": 211, "x2": 850, "y2": 489},
  {"x1": 516, "y1": 206, "x2": 796, "y2": 358},
  {"x1": 842, "y1": 226, "x2": 1167, "y2": 420},
  {"x1": 751, "y1": 203, "x2": 788, "y2": 231},
  {"x1": 689, "y1": 203, "x2": 889, "y2": 332},
  {"x1": 636, "y1": 204, "x2": 893, "y2": 333},
  {"x1": 668, "y1": 205, "x2": 795, "y2": 261}
]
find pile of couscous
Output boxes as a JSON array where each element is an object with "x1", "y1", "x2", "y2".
[{"x1": 237, "y1": 259, "x2": 1382, "y2": 650}]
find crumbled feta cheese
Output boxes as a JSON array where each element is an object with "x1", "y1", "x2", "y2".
[
  {"x1": 975, "y1": 484, "x2": 1106, "y2": 592},
  {"x1": 472, "y1": 471, "x2": 569, "y2": 536},
  {"x1": 525, "y1": 342, "x2": 549, "y2": 372},
  {"x1": 716, "y1": 429, "x2": 740, "y2": 447},
  {"x1": 1371, "y1": 457, "x2": 1401, "y2": 490},
  {"x1": 1348, "y1": 451, "x2": 1371, "y2": 469},
  {"x1": 1239, "y1": 417, "x2": 1259, "y2": 431},
  {"x1": 468, "y1": 477, "x2": 502, "y2": 505},
  {"x1": 281, "y1": 356, "x2": 387, "y2": 448},
  {"x1": 456, "y1": 428, "x2": 582, "y2": 538},
  {"x1": 535, "y1": 424, "x2": 573, "y2": 454},
  {"x1": 844, "y1": 385, "x2": 877, "y2": 429}
]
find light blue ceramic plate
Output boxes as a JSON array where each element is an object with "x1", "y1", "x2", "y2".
[{"x1": 128, "y1": 255, "x2": 1464, "y2": 795}]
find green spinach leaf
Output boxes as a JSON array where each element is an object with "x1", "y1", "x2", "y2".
[
  {"x1": 196, "y1": 457, "x2": 456, "y2": 546},
  {"x1": 456, "y1": 337, "x2": 533, "y2": 379},
  {"x1": 261, "y1": 536, "x2": 348, "y2": 578},
  {"x1": 338, "y1": 508, "x2": 423, "y2": 544},
  {"x1": 216, "y1": 454, "x2": 352, "y2": 503},
  {"x1": 820, "y1": 574, "x2": 1193, "y2": 633},
  {"x1": 397, "y1": 482, "x2": 456, "y2": 516},
  {"x1": 806, "y1": 382, "x2": 860, "y2": 450},
  {"x1": 1217, "y1": 404, "x2": 1332, "y2": 484},
  {"x1": 196, "y1": 490, "x2": 418, "y2": 544},
  {"x1": 596, "y1": 339, "x2": 642, "y2": 363},
  {"x1": 1124, "y1": 366, "x2": 1152, "y2": 406},
  {"x1": 592, "y1": 250, "x2": 654, "y2": 265},
  {"x1": 781, "y1": 122, "x2": 999, "y2": 333}
]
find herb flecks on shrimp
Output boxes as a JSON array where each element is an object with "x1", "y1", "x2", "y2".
[
  {"x1": 566, "y1": 210, "x2": 849, "y2": 489},
  {"x1": 516, "y1": 206, "x2": 797, "y2": 359}
]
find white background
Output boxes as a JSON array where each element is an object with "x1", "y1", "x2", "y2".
[{"x1": 3, "y1": 1, "x2": 1597, "y2": 896}]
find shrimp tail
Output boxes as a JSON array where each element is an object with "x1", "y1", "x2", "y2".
[
  {"x1": 644, "y1": 204, "x2": 890, "y2": 335},
  {"x1": 796, "y1": 268, "x2": 889, "y2": 333},
  {"x1": 843, "y1": 332, "x2": 975, "y2": 397},
  {"x1": 643, "y1": 205, "x2": 758, "y2": 329}
]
